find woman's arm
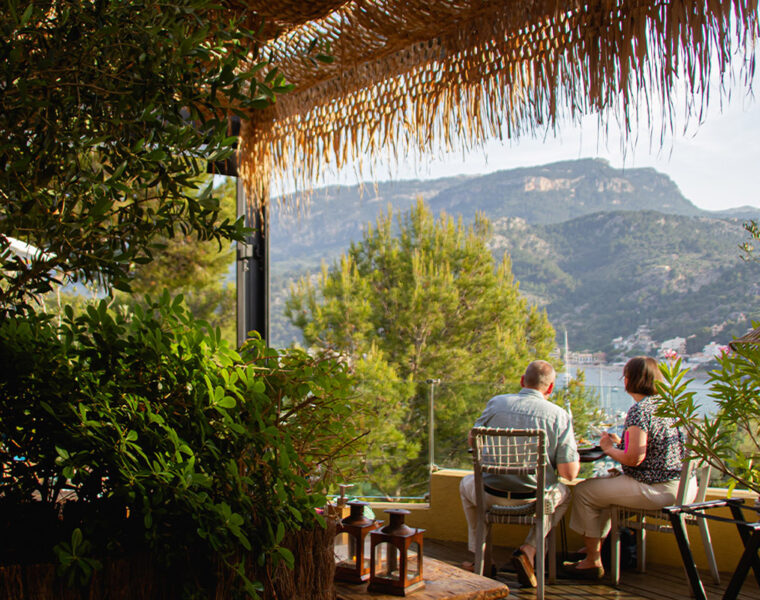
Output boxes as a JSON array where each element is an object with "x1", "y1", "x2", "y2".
[{"x1": 600, "y1": 427, "x2": 647, "y2": 466}]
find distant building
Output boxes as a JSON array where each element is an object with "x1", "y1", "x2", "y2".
[
  {"x1": 658, "y1": 337, "x2": 687, "y2": 358},
  {"x1": 610, "y1": 326, "x2": 656, "y2": 353},
  {"x1": 702, "y1": 342, "x2": 727, "y2": 359},
  {"x1": 633, "y1": 326, "x2": 656, "y2": 353},
  {"x1": 569, "y1": 351, "x2": 594, "y2": 364}
]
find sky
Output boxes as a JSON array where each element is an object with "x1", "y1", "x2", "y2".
[{"x1": 320, "y1": 82, "x2": 760, "y2": 213}]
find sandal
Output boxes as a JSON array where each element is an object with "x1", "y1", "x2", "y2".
[
  {"x1": 511, "y1": 550, "x2": 537, "y2": 588},
  {"x1": 560, "y1": 561, "x2": 605, "y2": 581}
]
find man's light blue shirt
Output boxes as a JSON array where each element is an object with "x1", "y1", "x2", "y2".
[{"x1": 473, "y1": 388, "x2": 579, "y2": 492}]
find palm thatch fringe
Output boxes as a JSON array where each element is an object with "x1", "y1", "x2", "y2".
[
  {"x1": 235, "y1": 0, "x2": 758, "y2": 209},
  {"x1": 729, "y1": 324, "x2": 760, "y2": 350}
]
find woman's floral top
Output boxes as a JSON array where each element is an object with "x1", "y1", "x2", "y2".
[{"x1": 621, "y1": 396, "x2": 684, "y2": 484}]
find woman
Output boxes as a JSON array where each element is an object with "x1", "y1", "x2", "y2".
[{"x1": 565, "y1": 356, "x2": 695, "y2": 579}]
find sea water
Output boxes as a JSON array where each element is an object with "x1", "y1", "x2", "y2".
[{"x1": 567, "y1": 364, "x2": 717, "y2": 417}]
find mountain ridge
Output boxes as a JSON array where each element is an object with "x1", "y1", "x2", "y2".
[{"x1": 269, "y1": 159, "x2": 760, "y2": 353}]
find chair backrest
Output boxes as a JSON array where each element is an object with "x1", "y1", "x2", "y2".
[
  {"x1": 674, "y1": 432, "x2": 712, "y2": 505},
  {"x1": 470, "y1": 427, "x2": 546, "y2": 491}
]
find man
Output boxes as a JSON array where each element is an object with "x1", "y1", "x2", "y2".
[{"x1": 459, "y1": 360, "x2": 580, "y2": 587}]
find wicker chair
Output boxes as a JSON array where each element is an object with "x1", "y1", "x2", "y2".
[
  {"x1": 609, "y1": 440, "x2": 720, "y2": 586},
  {"x1": 470, "y1": 427, "x2": 559, "y2": 600}
]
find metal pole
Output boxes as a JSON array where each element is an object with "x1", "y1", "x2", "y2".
[
  {"x1": 204, "y1": 115, "x2": 268, "y2": 348},
  {"x1": 235, "y1": 178, "x2": 249, "y2": 348},
  {"x1": 426, "y1": 378, "x2": 440, "y2": 475},
  {"x1": 235, "y1": 179, "x2": 269, "y2": 347}
]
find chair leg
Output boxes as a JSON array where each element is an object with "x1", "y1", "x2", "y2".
[
  {"x1": 548, "y1": 526, "x2": 557, "y2": 584},
  {"x1": 536, "y1": 517, "x2": 546, "y2": 600},
  {"x1": 698, "y1": 518, "x2": 720, "y2": 584},
  {"x1": 474, "y1": 520, "x2": 486, "y2": 576},
  {"x1": 610, "y1": 511, "x2": 621, "y2": 586},
  {"x1": 484, "y1": 524, "x2": 493, "y2": 576},
  {"x1": 637, "y1": 523, "x2": 646, "y2": 573}
]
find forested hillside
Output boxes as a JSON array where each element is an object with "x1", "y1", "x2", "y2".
[
  {"x1": 489, "y1": 211, "x2": 759, "y2": 352},
  {"x1": 269, "y1": 159, "x2": 760, "y2": 352}
]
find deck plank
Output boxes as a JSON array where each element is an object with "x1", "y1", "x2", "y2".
[{"x1": 422, "y1": 538, "x2": 759, "y2": 600}]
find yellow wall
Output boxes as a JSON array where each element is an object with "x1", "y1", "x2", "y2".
[{"x1": 369, "y1": 469, "x2": 759, "y2": 573}]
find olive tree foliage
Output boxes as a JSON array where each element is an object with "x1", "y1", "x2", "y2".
[
  {"x1": 286, "y1": 200, "x2": 556, "y2": 495},
  {"x1": 0, "y1": 2, "x2": 361, "y2": 594},
  {"x1": 113, "y1": 177, "x2": 238, "y2": 344},
  {"x1": 0, "y1": 0, "x2": 291, "y2": 310}
]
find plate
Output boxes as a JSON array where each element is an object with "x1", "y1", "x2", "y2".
[{"x1": 578, "y1": 445, "x2": 604, "y2": 461}]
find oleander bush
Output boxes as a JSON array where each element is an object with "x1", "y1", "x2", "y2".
[
  {"x1": 657, "y1": 351, "x2": 760, "y2": 497},
  {"x1": 0, "y1": 293, "x2": 358, "y2": 597}
]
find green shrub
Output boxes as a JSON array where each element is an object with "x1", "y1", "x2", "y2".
[
  {"x1": 657, "y1": 351, "x2": 760, "y2": 496},
  {"x1": 0, "y1": 292, "x2": 357, "y2": 596}
]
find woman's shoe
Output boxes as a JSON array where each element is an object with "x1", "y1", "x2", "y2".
[
  {"x1": 560, "y1": 561, "x2": 605, "y2": 581},
  {"x1": 563, "y1": 551, "x2": 587, "y2": 562}
]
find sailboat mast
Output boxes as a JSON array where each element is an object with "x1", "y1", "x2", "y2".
[{"x1": 564, "y1": 329, "x2": 572, "y2": 417}]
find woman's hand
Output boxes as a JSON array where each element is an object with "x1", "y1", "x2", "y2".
[
  {"x1": 599, "y1": 432, "x2": 618, "y2": 452},
  {"x1": 603, "y1": 427, "x2": 647, "y2": 466}
]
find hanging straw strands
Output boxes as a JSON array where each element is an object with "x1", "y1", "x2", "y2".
[{"x1": 235, "y1": 0, "x2": 759, "y2": 208}]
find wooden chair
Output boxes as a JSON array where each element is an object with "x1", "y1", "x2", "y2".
[
  {"x1": 471, "y1": 427, "x2": 559, "y2": 600},
  {"x1": 609, "y1": 441, "x2": 720, "y2": 586}
]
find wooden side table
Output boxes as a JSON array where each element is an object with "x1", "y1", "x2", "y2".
[
  {"x1": 335, "y1": 557, "x2": 509, "y2": 600},
  {"x1": 665, "y1": 499, "x2": 760, "y2": 600}
]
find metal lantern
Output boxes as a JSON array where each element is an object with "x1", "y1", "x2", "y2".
[
  {"x1": 334, "y1": 500, "x2": 381, "y2": 583},
  {"x1": 368, "y1": 509, "x2": 425, "y2": 596}
]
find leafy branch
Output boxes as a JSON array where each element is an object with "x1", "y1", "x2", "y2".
[{"x1": 656, "y1": 357, "x2": 760, "y2": 496}]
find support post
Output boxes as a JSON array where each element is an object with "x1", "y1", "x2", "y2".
[
  {"x1": 236, "y1": 179, "x2": 269, "y2": 347},
  {"x1": 426, "y1": 378, "x2": 440, "y2": 475}
]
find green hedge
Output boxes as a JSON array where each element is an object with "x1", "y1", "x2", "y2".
[{"x1": 0, "y1": 293, "x2": 357, "y2": 597}]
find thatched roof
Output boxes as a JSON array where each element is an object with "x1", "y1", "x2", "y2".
[
  {"x1": 234, "y1": 0, "x2": 759, "y2": 206},
  {"x1": 730, "y1": 325, "x2": 760, "y2": 350}
]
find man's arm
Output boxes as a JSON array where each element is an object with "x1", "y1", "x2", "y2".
[
  {"x1": 557, "y1": 460, "x2": 580, "y2": 481},
  {"x1": 554, "y1": 414, "x2": 580, "y2": 481}
]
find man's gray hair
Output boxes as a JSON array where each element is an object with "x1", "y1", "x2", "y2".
[{"x1": 523, "y1": 360, "x2": 555, "y2": 391}]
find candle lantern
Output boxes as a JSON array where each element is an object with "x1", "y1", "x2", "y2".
[
  {"x1": 368, "y1": 509, "x2": 425, "y2": 596},
  {"x1": 334, "y1": 500, "x2": 381, "y2": 583}
]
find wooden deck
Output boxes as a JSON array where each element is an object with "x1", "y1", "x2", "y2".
[{"x1": 423, "y1": 539, "x2": 760, "y2": 600}]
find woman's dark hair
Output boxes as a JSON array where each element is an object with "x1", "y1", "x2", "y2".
[{"x1": 623, "y1": 356, "x2": 662, "y2": 396}]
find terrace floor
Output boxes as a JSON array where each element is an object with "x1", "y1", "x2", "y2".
[{"x1": 423, "y1": 538, "x2": 760, "y2": 600}]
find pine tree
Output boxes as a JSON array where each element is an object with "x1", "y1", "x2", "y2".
[{"x1": 286, "y1": 199, "x2": 557, "y2": 495}]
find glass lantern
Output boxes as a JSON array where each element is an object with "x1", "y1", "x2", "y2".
[
  {"x1": 334, "y1": 500, "x2": 381, "y2": 583},
  {"x1": 368, "y1": 508, "x2": 425, "y2": 596}
]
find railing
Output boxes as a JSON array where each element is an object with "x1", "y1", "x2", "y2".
[{"x1": 341, "y1": 369, "x2": 719, "y2": 501}]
